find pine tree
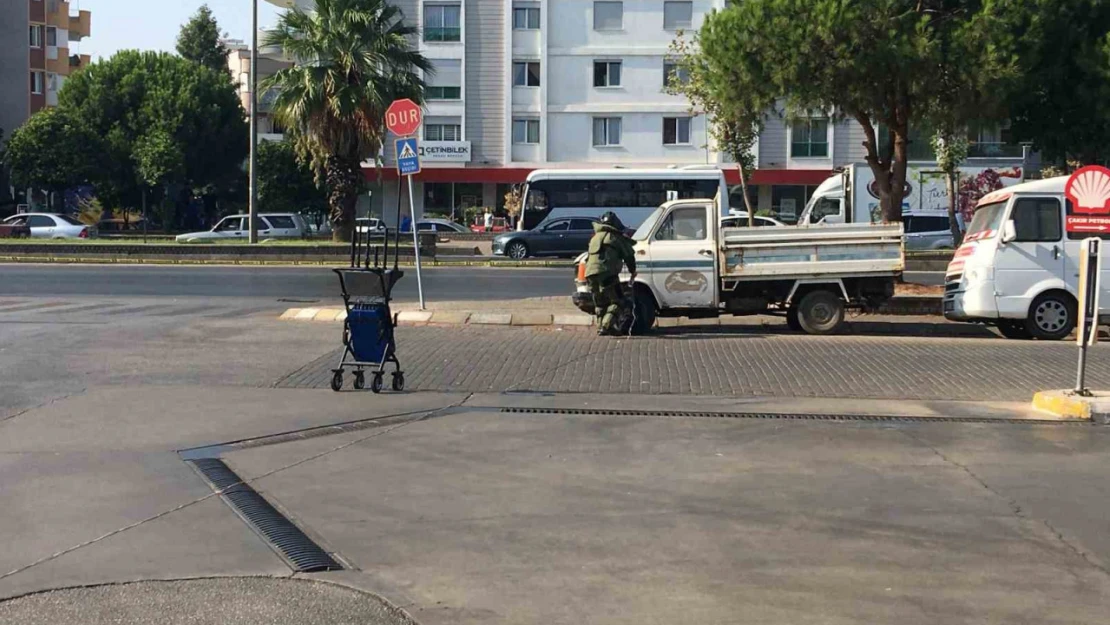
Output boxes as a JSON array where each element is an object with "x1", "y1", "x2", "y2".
[{"x1": 176, "y1": 5, "x2": 229, "y2": 75}]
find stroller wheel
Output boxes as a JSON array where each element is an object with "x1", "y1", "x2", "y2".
[
  {"x1": 371, "y1": 373, "x2": 384, "y2": 394},
  {"x1": 391, "y1": 372, "x2": 405, "y2": 392},
  {"x1": 330, "y1": 371, "x2": 343, "y2": 392},
  {"x1": 353, "y1": 371, "x2": 366, "y2": 390}
]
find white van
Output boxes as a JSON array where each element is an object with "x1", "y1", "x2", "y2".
[{"x1": 943, "y1": 176, "x2": 1110, "y2": 340}]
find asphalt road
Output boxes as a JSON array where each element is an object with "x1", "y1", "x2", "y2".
[{"x1": 0, "y1": 264, "x2": 571, "y2": 303}]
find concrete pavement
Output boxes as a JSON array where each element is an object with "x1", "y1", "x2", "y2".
[{"x1": 4, "y1": 301, "x2": 1110, "y2": 623}]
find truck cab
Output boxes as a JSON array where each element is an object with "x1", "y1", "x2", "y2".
[{"x1": 944, "y1": 176, "x2": 1110, "y2": 340}]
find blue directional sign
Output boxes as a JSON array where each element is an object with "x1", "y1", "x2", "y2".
[{"x1": 395, "y1": 138, "x2": 421, "y2": 176}]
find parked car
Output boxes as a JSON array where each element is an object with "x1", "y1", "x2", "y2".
[
  {"x1": 415, "y1": 219, "x2": 468, "y2": 234},
  {"x1": 903, "y1": 214, "x2": 957, "y2": 250},
  {"x1": 492, "y1": 217, "x2": 600, "y2": 259},
  {"x1": 356, "y1": 217, "x2": 386, "y2": 235},
  {"x1": 720, "y1": 215, "x2": 787, "y2": 228},
  {"x1": 471, "y1": 216, "x2": 510, "y2": 233},
  {"x1": 175, "y1": 213, "x2": 307, "y2": 243},
  {"x1": 2, "y1": 213, "x2": 97, "y2": 239}
]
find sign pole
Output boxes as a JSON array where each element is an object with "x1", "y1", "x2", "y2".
[
  {"x1": 407, "y1": 173, "x2": 426, "y2": 310},
  {"x1": 1075, "y1": 237, "x2": 1102, "y2": 395}
]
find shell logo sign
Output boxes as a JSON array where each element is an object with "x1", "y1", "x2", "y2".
[{"x1": 1065, "y1": 166, "x2": 1110, "y2": 234}]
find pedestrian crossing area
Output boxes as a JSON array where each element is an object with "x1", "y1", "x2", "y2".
[{"x1": 0, "y1": 298, "x2": 285, "y2": 320}]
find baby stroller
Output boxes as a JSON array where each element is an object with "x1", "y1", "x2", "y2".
[
  {"x1": 329, "y1": 214, "x2": 407, "y2": 393},
  {"x1": 330, "y1": 267, "x2": 404, "y2": 392}
]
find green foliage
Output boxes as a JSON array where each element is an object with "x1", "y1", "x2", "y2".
[
  {"x1": 0, "y1": 128, "x2": 14, "y2": 211},
  {"x1": 176, "y1": 5, "x2": 230, "y2": 75},
  {"x1": 58, "y1": 50, "x2": 247, "y2": 209},
  {"x1": 994, "y1": 0, "x2": 1110, "y2": 165},
  {"x1": 262, "y1": 0, "x2": 430, "y2": 240},
  {"x1": 667, "y1": 30, "x2": 760, "y2": 218},
  {"x1": 697, "y1": 0, "x2": 1016, "y2": 222},
  {"x1": 930, "y1": 132, "x2": 970, "y2": 177},
  {"x1": 256, "y1": 139, "x2": 326, "y2": 216},
  {"x1": 5, "y1": 108, "x2": 101, "y2": 193}
]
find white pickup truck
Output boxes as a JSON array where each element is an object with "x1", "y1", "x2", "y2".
[{"x1": 573, "y1": 199, "x2": 904, "y2": 334}]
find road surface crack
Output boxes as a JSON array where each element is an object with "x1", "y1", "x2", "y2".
[{"x1": 901, "y1": 430, "x2": 1110, "y2": 580}]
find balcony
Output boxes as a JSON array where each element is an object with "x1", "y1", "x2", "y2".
[
  {"x1": 68, "y1": 10, "x2": 91, "y2": 40},
  {"x1": 424, "y1": 27, "x2": 461, "y2": 43},
  {"x1": 69, "y1": 53, "x2": 91, "y2": 70},
  {"x1": 47, "y1": 47, "x2": 70, "y2": 74},
  {"x1": 46, "y1": 0, "x2": 70, "y2": 26}
]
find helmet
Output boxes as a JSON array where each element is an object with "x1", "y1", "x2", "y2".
[{"x1": 599, "y1": 211, "x2": 625, "y2": 231}]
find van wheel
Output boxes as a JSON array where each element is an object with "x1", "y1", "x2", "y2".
[
  {"x1": 1024, "y1": 292, "x2": 1076, "y2": 340},
  {"x1": 995, "y1": 320, "x2": 1032, "y2": 340},
  {"x1": 796, "y1": 290, "x2": 845, "y2": 335}
]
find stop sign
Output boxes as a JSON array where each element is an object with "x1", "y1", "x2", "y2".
[{"x1": 385, "y1": 99, "x2": 422, "y2": 136}]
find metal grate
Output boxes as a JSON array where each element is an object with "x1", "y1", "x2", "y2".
[
  {"x1": 188, "y1": 458, "x2": 343, "y2": 572},
  {"x1": 500, "y1": 406, "x2": 1084, "y2": 425}
]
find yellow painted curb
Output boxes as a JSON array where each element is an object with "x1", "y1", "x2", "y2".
[{"x1": 1031, "y1": 391, "x2": 1096, "y2": 421}]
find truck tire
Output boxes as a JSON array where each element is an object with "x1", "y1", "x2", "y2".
[
  {"x1": 796, "y1": 290, "x2": 845, "y2": 335},
  {"x1": 1024, "y1": 292, "x2": 1076, "y2": 340},
  {"x1": 630, "y1": 289, "x2": 656, "y2": 335}
]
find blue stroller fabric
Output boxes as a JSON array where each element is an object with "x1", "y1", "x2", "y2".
[{"x1": 348, "y1": 303, "x2": 391, "y2": 363}]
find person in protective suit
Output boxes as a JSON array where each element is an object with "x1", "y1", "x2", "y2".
[{"x1": 585, "y1": 212, "x2": 637, "y2": 336}]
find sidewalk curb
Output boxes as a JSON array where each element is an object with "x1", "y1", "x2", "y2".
[
  {"x1": 0, "y1": 255, "x2": 576, "y2": 268},
  {"x1": 1032, "y1": 390, "x2": 1108, "y2": 423}
]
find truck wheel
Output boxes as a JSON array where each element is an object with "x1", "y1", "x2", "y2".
[
  {"x1": 786, "y1": 308, "x2": 802, "y2": 331},
  {"x1": 1024, "y1": 292, "x2": 1076, "y2": 340},
  {"x1": 796, "y1": 290, "x2": 845, "y2": 335},
  {"x1": 996, "y1": 320, "x2": 1032, "y2": 340},
  {"x1": 630, "y1": 290, "x2": 657, "y2": 335}
]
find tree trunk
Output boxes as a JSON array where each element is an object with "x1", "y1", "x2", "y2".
[
  {"x1": 885, "y1": 128, "x2": 909, "y2": 223},
  {"x1": 325, "y1": 153, "x2": 361, "y2": 242},
  {"x1": 738, "y1": 164, "x2": 754, "y2": 227},
  {"x1": 946, "y1": 171, "x2": 963, "y2": 247}
]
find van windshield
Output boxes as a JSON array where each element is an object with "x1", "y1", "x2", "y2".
[
  {"x1": 964, "y1": 201, "x2": 1007, "y2": 239},
  {"x1": 632, "y1": 206, "x2": 664, "y2": 241}
]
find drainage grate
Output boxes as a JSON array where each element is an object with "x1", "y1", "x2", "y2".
[
  {"x1": 500, "y1": 407, "x2": 1083, "y2": 425},
  {"x1": 188, "y1": 458, "x2": 343, "y2": 572}
]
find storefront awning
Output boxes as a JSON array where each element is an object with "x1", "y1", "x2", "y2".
[{"x1": 735, "y1": 169, "x2": 835, "y2": 186}]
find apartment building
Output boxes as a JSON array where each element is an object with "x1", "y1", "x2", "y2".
[
  {"x1": 0, "y1": 0, "x2": 91, "y2": 136},
  {"x1": 225, "y1": 38, "x2": 291, "y2": 142},
  {"x1": 263, "y1": 0, "x2": 1027, "y2": 223}
]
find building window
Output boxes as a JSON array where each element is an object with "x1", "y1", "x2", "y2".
[
  {"x1": 663, "y1": 60, "x2": 689, "y2": 88},
  {"x1": 512, "y1": 61, "x2": 540, "y2": 87},
  {"x1": 593, "y1": 61, "x2": 622, "y2": 87},
  {"x1": 513, "y1": 118, "x2": 540, "y2": 144},
  {"x1": 513, "y1": 5, "x2": 540, "y2": 29},
  {"x1": 30, "y1": 71, "x2": 43, "y2": 95},
  {"x1": 790, "y1": 118, "x2": 829, "y2": 158},
  {"x1": 425, "y1": 123, "x2": 462, "y2": 141},
  {"x1": 663, "y1": 1, "x2": 693, "y2": 29},
  {"x1": 29, "y1": 25, "x2": 42, "y2": 48},
  {"x1": 46, "y1": 72, "x2": 57, "y2": 92},
  {"x1": 426, "y1": 59, "x2": 462, "y2": 100},
  {"x1": 46, "y1": 26, "x2": 57, "y2": 47},
  {"x1": 592, "y1": 117, "x2": 622, "y2": 146},
  {"x1": 424, "y1": 3, "x2": 461, "y2": 42},
  {"x1": 593, "y1": 1, "x2": 623, "y2": 30},
  {"x1": 663, "y1": 117, "x2": 692, "y2": 145}
]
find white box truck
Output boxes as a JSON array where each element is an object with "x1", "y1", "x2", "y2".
[
  {"x1": 798, "y1": 163, "x2": 1026, "y2": 237},
  {"x1": 573, "y1": 198, "x2": 904, "y2": 335},
  {"x1": 943, "y1": 176, "x2": 1110, "y2": 340}
]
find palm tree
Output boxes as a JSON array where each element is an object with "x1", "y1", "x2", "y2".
[{"x1": 263, "y1": 0, "x2": 431, "y2": 241}]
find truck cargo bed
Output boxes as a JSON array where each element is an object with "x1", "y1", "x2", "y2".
[{"x1": 720, "y1": 223, "x2": 904, "y2": 279}]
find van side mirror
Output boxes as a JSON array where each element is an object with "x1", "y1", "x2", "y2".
[{"x1": 1001, "y1": 220, "x2": 1017, "y2": 244}]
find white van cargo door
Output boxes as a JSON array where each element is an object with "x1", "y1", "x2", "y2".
[
  {"x1": 995, "y1": 197, "x2": 1065, "y2": 318},
  {"x1": 648, "y1": 203, "x2": 717, "y2": 309}
]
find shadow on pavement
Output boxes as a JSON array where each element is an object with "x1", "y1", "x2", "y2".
[{"x1": 653, "y1": 318, "x2": 998, "y2": 340}]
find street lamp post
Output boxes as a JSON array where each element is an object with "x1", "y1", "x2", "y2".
[{"x1": 248, "y1": 0, "x2": 259, "y2": 244}]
